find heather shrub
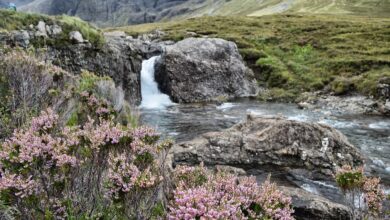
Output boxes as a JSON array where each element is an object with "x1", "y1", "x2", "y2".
[
  {"x1": 169, "y1": 164, "x2": 294, "y2": 220},
  {"x1": 335, "y1": 165, "x2": 386, "y2": 219},
  {"x1": 0, "y1": 107, "x2": 172, "y2": 219}
]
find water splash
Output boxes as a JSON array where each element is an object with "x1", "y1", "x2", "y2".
[{"x1": 140, "y1": 56, "x2": 173, "y2": 109}]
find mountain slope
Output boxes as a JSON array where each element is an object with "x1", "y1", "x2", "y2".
[{"x1": 19, "y1": 0, "x2": 390, "y2": 27}]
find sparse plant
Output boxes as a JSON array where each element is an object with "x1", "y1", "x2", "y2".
[{"x1": 335, "y1": 165, "x2": 386, "y2": 219}]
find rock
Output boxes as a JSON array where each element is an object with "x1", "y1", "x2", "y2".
[
  {"x1": 377, "y1": 77, "x2": 390, "y2": 99},
  {"x1": 11, "y1": 30, "x2": 30, "y2": 48},
  {"x1": 307, "y1": 94, "x2": 381, "y2": 115},
  {"x1": 155, "y1": 38, "x2": 258, "y2": 103},
  {"x1": 51, "y1": 24, "x2": 62, "y2": 36},
  {"x1": 35, "y1": 21, "x2": 47, "y2": 37},
  {"x1": 281, "y1": 187, "x2": 352, "y2": 220},
  {"x1": 46, "y1": 34, "x2": 144, "y2": 105},
  {"x1": 45, "y1": 25, "x2": 52, "y2": 35},
  {"x1": 69, "y1": 31, "x2": 84, "y2": 43},
  {"x1": 171, "y1": 115, "x2": 363, "y2": 177}
]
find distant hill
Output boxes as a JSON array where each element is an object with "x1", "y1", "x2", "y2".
[{"x1": 12, "y1": 0, "x2": 390, "y2": 27}]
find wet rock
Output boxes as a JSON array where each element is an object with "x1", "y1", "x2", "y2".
[
  {"x1": 377, "y1": 77, "x2": 390, "y2": 99},
  {"x1": 281, "y1": 187, "x2": 352, "y2": 220},
  {"x1": 171, "y1": 114, "x2": 363, "y2": 178},
  {"x1": 155, "y1": 37, "x2": 258, "y2": 103},
  {"x1": 69, "y1": 31, "x2": 84, "y2": 43}
]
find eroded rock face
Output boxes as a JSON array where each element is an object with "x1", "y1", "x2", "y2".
[
  {"x1": 171, "y1": 115, "x2": 363, "y2": 177},
  {"x1": 280, "y1": 187, "x2": 352, "y2": 220},
  {"x1": 155, "y1": 38, "x2": 258, "y2": 103},
  {"x1": 46, "y1": 34, "x2": 144, "y2": 105}
]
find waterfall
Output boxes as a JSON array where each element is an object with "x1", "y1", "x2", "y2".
[{"x1": 140, "y1": 56, "x2": 173, "y2": 109}]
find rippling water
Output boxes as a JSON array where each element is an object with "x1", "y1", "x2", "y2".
[{"x1": 139, "y1": 99, "x2": 390, "y2": 202}]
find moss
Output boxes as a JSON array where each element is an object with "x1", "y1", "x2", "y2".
[
  {"x1": 258, "y1": 88, "x2": 297, "y2": 102},
  {"x1": 150, "y1": 202, "x2": 165, "y2": 219},
  {"x1": 239, "y1": 48, "x2": 266, "y2": 61},
  {"x1": 66, "y1": 111, "x2": 79, "y2": 127},
  {"x1": 331, "y1": 77, "x2": 355, "y2": 95},
  {"x1": 77, "y1": 71, "x2": 110, "y2": 93},
  {"x1": 57, "y1": 15, "x2": 105, "y2": 47},
  {"x1": 354, "y1": 67, "x2": 390, "y2": 98}
]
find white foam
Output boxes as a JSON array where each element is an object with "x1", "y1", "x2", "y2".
[
  {"x1": 217, "y1": 103, "x2": 235, "y2": 110},
  {"x1": 140, "y1": 56, "x2": 174, "y2": 109},
  {"x1": 301, "y1": 183, "x2": 319, "y2": 194},
  {"x1": 369, "y1": 121, "x2": 390, "y2": 130}
]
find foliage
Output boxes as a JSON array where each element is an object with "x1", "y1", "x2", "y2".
[
  {"x1": 335, "y1": 165, "x2": 386, "y2": 219},
  {"x1": 168, "y1": 164, "x2": 294, "y2": 219},
  {"x1": 0, "y1": 103, "x2": 172, "y2": 219},
  {"x1": 115, "y1": 14, "x2": 390, "y2": 101},
  {"x1": 0, "y1": 50, "x2": 67, "y2": 139}
]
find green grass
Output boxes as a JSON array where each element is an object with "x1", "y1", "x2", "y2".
[
  {"x1": 113, "y1": 14, "x2": 390, "y2": 101},
  {"x1": 0, "y1": 9, "x2": 104, "y2": 47}
]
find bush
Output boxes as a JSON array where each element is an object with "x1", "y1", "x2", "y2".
[
  {"x1": 168, "y1": 164, "x2": 294, "y2": 219},
  {"x1": 0, "y1": 104, "x2": 172, "y2": 219}
]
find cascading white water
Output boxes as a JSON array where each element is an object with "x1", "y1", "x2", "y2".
[{"x1": 140, "y1": 56, "x2": 173, "y2": 109}]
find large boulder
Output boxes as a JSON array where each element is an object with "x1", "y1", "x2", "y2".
[
  {"x1": 155, "y1": 37, "x2": 258, "y2": 103},
  {"x1": 171, "y1": 115, "x2": 363, "y2": 177}
]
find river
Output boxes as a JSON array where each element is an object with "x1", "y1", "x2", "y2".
[{"x1": 138, "y1": 56, "x2": 390, "y2": 202}]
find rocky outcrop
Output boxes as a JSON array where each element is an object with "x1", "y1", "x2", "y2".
[
  {"x1": 281, "y1": 187, "x2": 352, "y2": 220},
  {"x1": 155, "y1": 38, "x2": 258, "y2": 103},
  {"x1": 0, "y1": 24, "x2": 148, "y2": 105},
  {"x1": 46, "y1": 34, "x2": 144, "y2": 105},
  {"x1": 171, "y1": 114, "x2": 363, "y2": 177}
]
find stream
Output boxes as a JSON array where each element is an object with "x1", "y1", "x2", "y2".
[{"x1": 138, "y1": 56, "x2": 390, "y2": 202}]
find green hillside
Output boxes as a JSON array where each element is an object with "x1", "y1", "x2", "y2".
[
  {"x1": 183, "y1": 0, "x2": 390, "y2": 18},
  {"x1": 114, "y1": 14, "x2": 390, "y2": 101}
]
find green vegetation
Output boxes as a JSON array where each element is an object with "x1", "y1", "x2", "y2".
[
  {"x1": 114, "y1": 14, "x2": 390, "y2": 100},
  {"x1": 0, "y1": 10, "x2": 104, "y2": 47}
]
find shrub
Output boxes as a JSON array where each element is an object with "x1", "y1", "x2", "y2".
[
  {"x1": 168, "y1": 164, "x2": 294, "y2": 220},
  {"x1": 0, "y1": 106, "x2": 172, "y2": 219}
]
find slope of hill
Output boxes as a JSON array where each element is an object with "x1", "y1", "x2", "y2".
[{"x1": 18, "y1": 0, "x2": 390, "y2": 27}]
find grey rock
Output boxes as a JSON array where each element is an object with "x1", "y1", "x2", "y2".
[
  {"x1": 51, "y1": 24, "x2": 62, "y2": 35},
  {"x1": 377, "y1": 77, "x2": 390, "y2": 99},
  {"x1": 155, "y1": 38, "x2": 258, "y2": 103},
  {"x1": 35, "y1": 21, "x2": 47, "y2": 37},
  {"x1": 45, "y1": 24, "x2": 52, "y2": 35},
  {"x1": 171, "y1": 114, "x2": 363, "y2": 177},
  {"x1": 45, "y1": 35, "x2": 144, "y2": 105},
  {"x1": 11, "y1": 30, "x2": 30, "y2": 47},
  {"x1": 281, "y1": 187, "x2": 352, "y2": 220},
  {"x1": 69, "y1": 31, "x2": 84, "y2": 43}
]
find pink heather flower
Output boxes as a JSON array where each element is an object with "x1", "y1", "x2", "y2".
[
  {"x1": 363, "y1": 177, "x2": 385, "y2": 215},
  {"x1": 169, "y1": 166, "x2": 294, "y2": 220},
  {"x1": 96, "y1": 107, "x2": 110, "y2": 115}
]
